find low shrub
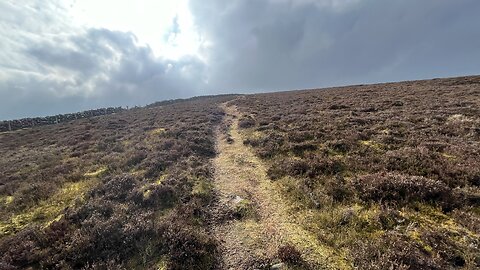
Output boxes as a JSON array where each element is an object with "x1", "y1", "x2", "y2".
[
  {"x1": 353, "y1": 172, "x2": 453, "y2": 207},
  {"x1": 267, "y1": 158, "x2": 309, "y2": 180},
  {"x1": 267, "y1": 155, "x2": 345, "y2": 180},
  {"x1": 238, "y1": 117, "x2": 255, "y2": 129},
  {"x1": 422, "y1": 230, "x2": 466, "y2": 268},
  {"x1": 0, "y1": 227, "x2": 44, "y2": 268},
  {"x1": 13, "y1": 181, "x2": 57, "y2": 210},
  {"x1": 95, "y1": 174, "x2": 138, "y2": 202},
  {"x1": 142, "y1": 184, "x2": 177, "y2": 209},
  {"x1": 277, "y1": 244, "x2": 302, "y2": 264},
  {"x1": 306, "y1": 155, "x2": 345, "y2": 177},
  {"x1": 124, "y1": 150, "x2": 147, "y2": 167},
  {"x1": 162, "y1": 225, "x2": 218, "y2": 270},
  {"x1": 0, "y1": 96, "x2": 233, "y2": 268},
  {"x1": 324, "y1": 175, "x2": 354, "y2": 203},
  {"x1": 290, "y1": 142, "x2": 317, "y2": 156},
  {"x1": 351, "y1": 232, "x2": 442, "y2": 270}
]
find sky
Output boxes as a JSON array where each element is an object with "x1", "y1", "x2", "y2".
[{"x1": 1, "y1": 0, "x2": 480, "y2": 120}]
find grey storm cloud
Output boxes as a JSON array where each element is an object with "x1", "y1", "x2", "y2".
[
  {"x1": 190, "y1": 0, "x2": 480, "y2": 91},
  {"x1": 1, "y1": 0, "x2": 480, "y2": 119}
]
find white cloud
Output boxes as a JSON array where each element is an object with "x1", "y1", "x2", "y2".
[
  {"x1": 1, "y1": 0, "x2": 480, "y2": 119},
  {"x1": 69, "y1": 0, "x2": 201, "y2": 59},
  {"x1": 0, "y1": 0, "x2": 207, "y2": 119}
]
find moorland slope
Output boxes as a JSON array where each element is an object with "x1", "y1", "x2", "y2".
[{"x1": 1, "y1": 76, "x2": 479, "y2": 269}]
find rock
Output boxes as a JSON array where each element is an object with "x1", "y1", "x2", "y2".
[
  {"x1": 232, "y1": 195, "x2": 243, "y2": 204},
  {"x1": 270, "y1": 262, "x2": 285, "y2": 269}
]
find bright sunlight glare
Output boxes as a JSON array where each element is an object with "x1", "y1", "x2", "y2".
[{"x1": 69, "y1": 0, "x2": 201, "y2": 59}]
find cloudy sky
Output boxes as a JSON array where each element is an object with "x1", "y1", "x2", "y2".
[{"x1": 1, "y1": 0, "x2": 480, "y2": 119}]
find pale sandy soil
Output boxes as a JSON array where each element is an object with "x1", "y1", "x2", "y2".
[{"x1": 210, "y1": 102, "x2": 348, "y2": 270}]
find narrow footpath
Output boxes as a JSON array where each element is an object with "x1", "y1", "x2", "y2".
[{"x1": 210, "y1": 102, "x2": 347, "y2": 270}]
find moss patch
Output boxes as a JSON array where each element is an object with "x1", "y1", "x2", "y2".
[
  {"x1": 143, "y1": 189, "x2": 152, "y2": 199},
  {"x1": 156, "y1": 174, "x2": 168, "y2": 185},
  {"x1": 359, "y1": 140, "x2": 384, "y2": 151},
  {"x1": 155, "y1": 256, "x2": 169, "y2": 270},
  {"x1": 0, "y1": 179, "x2": 97, "y2": 237},
  {"x1": 84, "y1": 166, "x2": 107, "y2": 177},
  {"x1": 192, "y1": 178, "x2": 214, "y2": 201},
  {"x1": 1, "y1": 195, "x2": 14, "y2": 205},
  {"x1": 150, "y1": 128, "x2": 166, "y2": 135}
]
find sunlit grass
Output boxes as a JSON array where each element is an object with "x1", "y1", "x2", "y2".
[
  {"x1": 0, "y1": 178, "x2": 97, "y2": 237},
  {"x1": 84, "y1": 166, "x2": 107, "y2": 177}
]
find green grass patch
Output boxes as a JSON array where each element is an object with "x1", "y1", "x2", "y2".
[
  {"x1": 0, "y1": 179, "x2": 97, "y2": 237},
  {"x1": 150, "y1": 128, "x2": 166, "y2": 135},
  {"x1": 234, "y1": 198, "x2": 257, "y2": 220},
  {"x1": 84, "y1": 166, "x2": 107, "y2": 177},
  {"x1": 0, "y1": 195, "x2": 14, "y2": 205},
  {"x1": 359, "y1": 140, "x2": 385, "y2": 151},
  {"x1": 191, "y1": 177, "x2": 214, "y2": 200}
]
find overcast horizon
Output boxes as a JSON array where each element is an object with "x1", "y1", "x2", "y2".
[{"x1": 1, "y1": 0, "x2": 480, "y2": 120}]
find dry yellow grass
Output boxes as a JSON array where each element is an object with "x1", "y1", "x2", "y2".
[{"x1": 0, "y1": 178, "x2": 98, "y2": 237}]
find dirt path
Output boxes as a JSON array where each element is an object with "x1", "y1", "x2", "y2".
[{"x1": 211, "y1": 102, "x2": 348, "y2": 270}]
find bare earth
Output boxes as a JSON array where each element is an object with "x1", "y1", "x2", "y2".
[{"x1": 210, "y1": 102, "x2": 348, "y2": 270}]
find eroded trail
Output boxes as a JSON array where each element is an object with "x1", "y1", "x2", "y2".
[{"x1": 211, "y1": 103, "x2": 347, "y2": 269}]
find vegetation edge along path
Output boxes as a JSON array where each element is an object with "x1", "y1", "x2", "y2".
[{"x1": 210, "y1": 101, "x2": 349, "y2": 269}]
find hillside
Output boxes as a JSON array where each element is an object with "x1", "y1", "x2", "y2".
[{"x1": 1, "y1": 76, "x2": 479, "y2": 269}]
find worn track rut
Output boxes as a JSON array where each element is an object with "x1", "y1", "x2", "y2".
[{"x1": 210, "y1": 102, "x2": 347, "y2": 269}]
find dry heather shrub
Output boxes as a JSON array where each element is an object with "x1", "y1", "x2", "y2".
[
  {"x1": 0, "y1": 96, "x2": 232, "y2": 268},
  {"x1": 289, "y1": 142, "x2": 318, "y2": 156},
  {"x1": 327, "y1": 139, "x2": 351, "y2": 153},
  {"x1": 238, "y1": 116, "x2": 256, "y2": 128},
  {"x1": 383, "y1": 146, "x2": 479, "y2": 188},
  {"x1": 351, "y1": 232, "x2": 442, "y2": 270},
  {"x1": 305, "y1": 155, "x2": 345, "y2": 177},
  {"x1": 324, "y1": 175, "x2": 354, "y2": 203},
  {"x1": 267, "y1": 158, "x2": 309, "y2": 180},
  {"x1": 161, "y1": 224, "x2": 218, "y2": 270},
  {"x1": 277, "y1": 244, "x2": 302, "y2": 264},
  {"x1": 124, "y1": 149, "x2": 147, "y2": 167},
  {"x1": 353, "y1": 172, "x2": 453, "y2": 206},
  {"x1": 0, "y1": 227, "x2": 44, "y2": 269},
  {"x1": 141, "y1": 184, "x2": 177, "y2": 209},
  {"x1": 267, "y1": 155, "x2": 344, "y2": 180},
  {"x1": 451, "y1": 209, "x2": 480, "y2": 234},
  {"x1": 13, "y1": 181, "x2": 57, "y2": 210},
  {"x1": 244, "y1": 257, "x2": 273, "y2": 270},
  {"x1": 94, "y1": 174, "x2": 138, "y2": 202},
  {"x1": 82, "y1": 260, "x2": 127, "y2": 270},
  {"x1": 421, "y1": 230, "x2": 467, "y2": 268}
]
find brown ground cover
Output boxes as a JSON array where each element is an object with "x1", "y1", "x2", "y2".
[
  {"x1": 0, "y1": 75, "x2": 479, "y2": 269},
  {"x1": 0, "y1": 95, "x2": 234, "y2": 269},
  {"x1": 231, "y1": 76, "x2": 480, "y2": 269}
]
